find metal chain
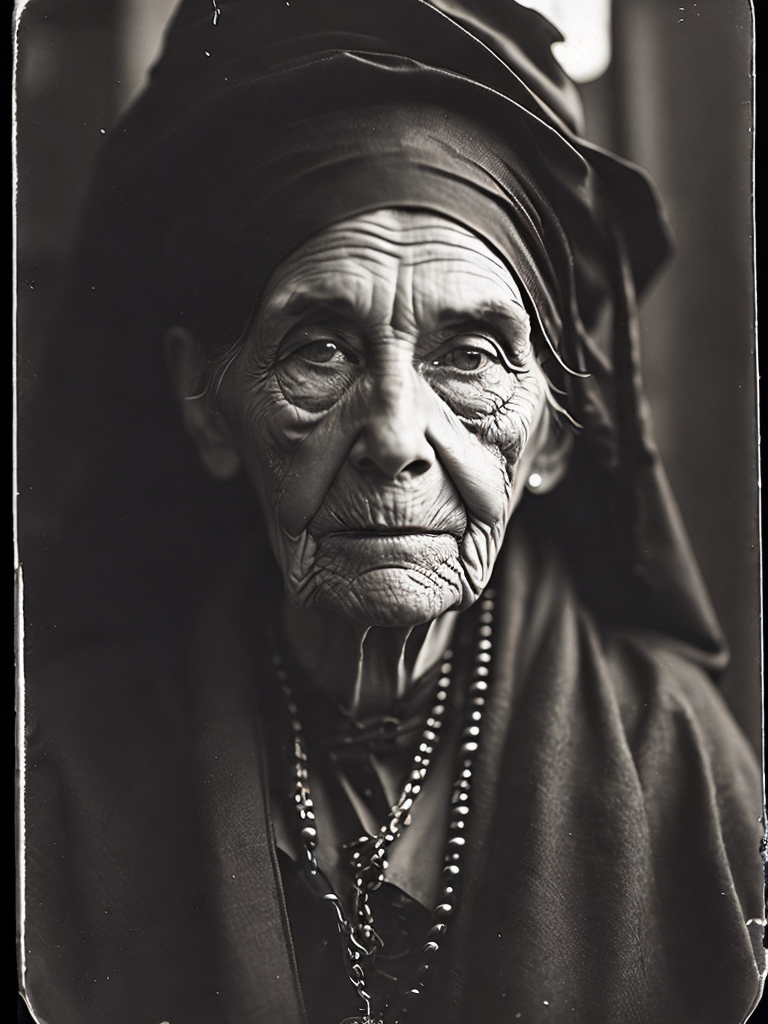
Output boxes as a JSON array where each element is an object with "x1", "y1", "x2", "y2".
[{"x1": 272, "y1": 589, "x2": 495, "y2": 1023}]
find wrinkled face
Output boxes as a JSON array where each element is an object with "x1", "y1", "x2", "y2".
[{"x1": 215, "y1": 210, "x2": 552, "y2": 627}]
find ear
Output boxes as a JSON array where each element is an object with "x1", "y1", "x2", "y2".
[
  {"x1": 525, "y1": 410, "x2": 573, "y2": 494},
  {"x1": 164, "y1": 326, "x2": 242, "y2": 480}
]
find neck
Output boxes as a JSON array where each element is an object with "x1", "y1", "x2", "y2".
[{"x1": 281, "y1": 601, "x2": 457, "y2": 719}]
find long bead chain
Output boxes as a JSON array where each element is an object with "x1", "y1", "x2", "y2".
[
  {"x1": 273, "y1": 589, "x2": 495, "y2": 1024},
  {"x1": 273, "y1": 648, "x2": 453, "y2": 1015}
]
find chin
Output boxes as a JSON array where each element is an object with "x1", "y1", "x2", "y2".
[
  {"x1": 312, "y1": 566, "x2": 465, "y2": 627},
  {"x1": 292, "y1": 532, "x2": 467, "y2": 627}
]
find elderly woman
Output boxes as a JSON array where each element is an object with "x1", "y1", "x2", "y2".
[{"x1": 18, "y1": 1, "x2": 764, "y2": 1023}]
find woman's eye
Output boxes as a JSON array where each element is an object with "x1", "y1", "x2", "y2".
[
  {"x1": 429, "y1": 337, "x2": 502, "y2": 372},
  {"x1": 434, "y1": 347, "x2": 492, "y2": 371},
  {"x1": 291, "y1": 339, "x2": 359, "y2": 366},
  {"x1": 275, "y1": 334, "x2": 361, "y2": 411}
]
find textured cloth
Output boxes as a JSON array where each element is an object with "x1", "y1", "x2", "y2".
[{"x1": 20, "y1": 523, "x2": 765, "y2": 1023}]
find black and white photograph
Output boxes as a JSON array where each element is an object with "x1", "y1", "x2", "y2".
[{"x1": 14, "y1": 1, "x2": 765, "y2": 1022}]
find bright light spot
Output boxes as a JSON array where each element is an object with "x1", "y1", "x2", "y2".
[{"x1": 515, "y1": 0, "x2": 612, "y2": 82}]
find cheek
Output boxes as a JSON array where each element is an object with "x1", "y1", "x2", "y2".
[
  {"x1": 274, "y1": 358, "x2": 360, "y2": 412},
  {"x1": 223, "y1": 370, "x2": 360, "y2": 538},
  {"x1": 475, "y1": 375, "x2": 545, "y2": 468},
  {"x1": 435, "y1": 374, "x2": 546, "y2": 593},
  {"x1": 430, "y1": 372, "x2": 545, "y2": 528},
  {"x1": 223, "y1": 379, "x2": 284, "y2": 495}
]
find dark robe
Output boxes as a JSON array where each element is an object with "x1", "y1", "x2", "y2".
[{"x1": 19, "y1": 516, "x2": 765, "y2": 1024}]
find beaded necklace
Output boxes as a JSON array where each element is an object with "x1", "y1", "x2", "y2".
[{"x1": 272, "y1": 590, "x2": 495, "y2": 1024}]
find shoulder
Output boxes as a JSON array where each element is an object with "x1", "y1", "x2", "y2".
[{"x1": 602, "y1": 627, "x2": 760, "y2": 787}]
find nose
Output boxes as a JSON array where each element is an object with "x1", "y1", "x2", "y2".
[{"x1": 349, "y1": 369, "x2": 435, "y2": 479}]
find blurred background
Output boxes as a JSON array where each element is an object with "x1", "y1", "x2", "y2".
[{"x1": 14, "y1": 0, "x2": 760, "y2": 754}]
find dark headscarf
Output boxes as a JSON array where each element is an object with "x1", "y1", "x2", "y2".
[{"x1": 20, "y1": 0, "x2": 724, "y2": 664}]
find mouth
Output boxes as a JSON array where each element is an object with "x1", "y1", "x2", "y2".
[
  {"x1": 336, "y1": 526, "x2": 439, "y2": 535},
  {"x1": 323, "y1": 528, "x2": 462, "y2": 544},
  {"x1": 306, "y1": 500, "x2": 468, "y2": 542},
  {"x1": 312, "y1": 529, "x2": 462, "y2": 571}
]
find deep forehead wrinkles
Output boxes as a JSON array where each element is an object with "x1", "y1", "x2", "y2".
[
  {"x1": 409, "y1": 259, "x2": 526, "y2": 332},
  {"x1": 257, "y1": 210, "x2": 528, "y2": 341}
]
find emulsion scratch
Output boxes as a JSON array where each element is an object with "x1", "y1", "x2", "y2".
[{"x1": 211, "y1": 0, "x2": 221, "y2": 26}]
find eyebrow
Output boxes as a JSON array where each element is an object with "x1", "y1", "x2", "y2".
[
  {"x1": 434, "y1": 302, "x2": 531, "y2": 345},
  {"x1": 434, "y1": 301, "x2": 528, "y2": 328},
  {"x1": 276, "y1": 292, "x2": 528, "y2": 327},
  {"x1": 277, "y1": 292, "x2": 359, "y2": 322}
]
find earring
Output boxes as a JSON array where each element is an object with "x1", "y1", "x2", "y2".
[{"x1": 527, "y1": 472, "x2": 543, "y2": 490}]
